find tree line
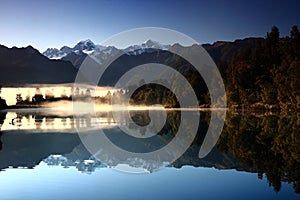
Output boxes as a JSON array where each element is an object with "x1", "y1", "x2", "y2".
[
  {"x1": 223, "y1": 25, "x2": 299, "y2": 110},
  {"x1": 130, "y1": 25, "x2": 299, "y2": 110}
]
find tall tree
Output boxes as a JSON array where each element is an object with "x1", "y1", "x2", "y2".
[
  {"x1": 290, "y1": 25, "x2": 300, "y2": 59},
  {"x1": 266, "y1": 26, "x2": 280, "y2": 66},
  {"x1": 290, "y1": 25, "x2": 300, "y2": 40}
]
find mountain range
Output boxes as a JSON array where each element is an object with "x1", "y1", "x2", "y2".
[
  {"x1": 43, "y1": 39, "x2": 171, "y2": 68},
  {"x1": 42, "y1": 38, "x2": 260, "y2": 67},
  {"x1": 0, "y1": 38, "x2": 262, "y2": 86},
  {"x1": 43, "y1": 39, "x2": 170, "y2": 59}
]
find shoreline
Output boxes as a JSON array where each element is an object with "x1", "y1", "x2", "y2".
[
  {"x1": 0, "y1": 105, "x2": 297, "y2": 113},
  {"x1": 0, "y1": 98, "x2": 298, "y2": 113}
]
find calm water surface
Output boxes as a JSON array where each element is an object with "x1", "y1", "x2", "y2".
[{"x1": 0, "y1": 109, "x2": 299, "y2": 199}]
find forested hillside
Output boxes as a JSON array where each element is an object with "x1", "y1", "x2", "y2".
[
  {"x1": 223, "y1": 26, "x2": 299, "y2": 110},
  {"x1": 131, "y1": 26, "x2": 300, "y2": 111}
]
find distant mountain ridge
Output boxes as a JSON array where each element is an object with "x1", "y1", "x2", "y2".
[
  {"x1": 0, "y1": 37, "x2": 263, "y2": 86},
  {"x1": 0, "y1": 45, "x2": 77, "y2": 86},
  {"x1": 202, "y1": 37, "x2": 264, "y2": 64},
  {"x1": 43, "y1": 39, "x2": 170, "y2": 59},
  {"x1": 43, "y1": 38, "x2": 261, "y2": 68},
  {"x1": 43, "y1": 39, "x2": 171, "y2": 68}
]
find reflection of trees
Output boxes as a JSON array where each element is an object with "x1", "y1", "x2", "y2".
[
  {"x1": 61, "y1": 118, "x2": 67, "y2": 128},
  {"x1": 33, "y1": 114, "x2": 44, "y2": 130},
  {"x1": 0, "y1": 109, "x2": 298, "y2": 194},
  {"x1": 0, "y1": 112, "x2": 6, "y2": 151},
  {"x1": 159, "y1": 110, "x2": 210, "y2": 147},
  {"x1": 126, "y1": 111, "x2": 181, "y2": 138},
  {"x1": 217, "y1": 112, "x2": 300, "y2": 193},
  {"x1": 45, "y1": 117, "x2": 55, "y2": 128},
  {"x1": 11, "y1": 112, "x2": 116, "y2": 130},
  {"x1": 130, "y1": 111, "x2": 150, "y2": 126},
  {"x1": 0, "y1": 112, "x2": 6, "y2": 129}
]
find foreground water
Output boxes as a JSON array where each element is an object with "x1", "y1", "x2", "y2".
[{"x1": 0, "y1": 109, "x2": 299, "y2": 199}]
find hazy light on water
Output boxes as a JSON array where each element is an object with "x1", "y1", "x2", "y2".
[
  {"x1": 0, "y1": 101, "x2": 166, "y2": 132},
  {"x1": 0, "y1": 110, "x2": 118, "y2": 132}
]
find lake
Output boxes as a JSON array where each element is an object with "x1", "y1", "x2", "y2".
[{"x1": 0, "y1": 108, "x2": 299, "y2": 199}]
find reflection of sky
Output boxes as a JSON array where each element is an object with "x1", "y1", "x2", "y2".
[{"x1": 0, "y1": 164, "x2": 297, "y2": 200}]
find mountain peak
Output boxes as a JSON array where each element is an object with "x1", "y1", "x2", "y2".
[
  {"x1": 143, "y1": 39, "x2": 157, "y2": 45},
  {"x1": 73, "y1": 39, "x2": 95, "y2": 51},
  {"x1": 77, "y1": 39, "x2": 94, "y2": 45},
  {"x1": 42, "y1": 39, "x2": 172, "y2": 63},
  {"x1": 139, "y1": 39, "x2": 170, "y2": 50},
  {"x1": 23, "y1": 45, "x2": 41, "y2": 54}
]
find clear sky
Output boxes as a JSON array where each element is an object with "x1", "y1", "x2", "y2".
[{"x1": 0, "y1": 0, "x2": 299, "y2": 52}]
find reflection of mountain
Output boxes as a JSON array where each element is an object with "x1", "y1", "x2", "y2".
[
  {"x1": 0, "y1": 131, "x2": 81, "y2": 170},
  {"x1": 44, "y1": 144, "x2": 106, "y2": 174},
  {"x1": 0, "y1": 111, "x2": 234, "y2": 174},
  {"x1": 0, "y1": 110, "x2": 298, "y2": 193}
]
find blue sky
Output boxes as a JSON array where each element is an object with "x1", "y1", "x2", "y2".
[{"x1": 0, "y1": 0, "x2": 299, "y2": 51}]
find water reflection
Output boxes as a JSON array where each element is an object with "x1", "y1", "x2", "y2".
[
  {"x1": 0, "y1": 112, "x2": 5, "y2": 150},
  {"x1": 0, "y1": 109, "x2": 299, "y2": 195},
  {"x1": 0, "y1": 110, "x2": 118, "y2": 132},
  {"x1": 218, "y1": 112, "x2": 300, "y2": 193}
]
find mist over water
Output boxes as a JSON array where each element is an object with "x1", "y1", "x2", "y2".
[
  {"x1": 0, "y1": 85, "x2": 116, "y2": 106},
  {"x1": 0, "y1": 101, "x2": 170, "y2": 132}
]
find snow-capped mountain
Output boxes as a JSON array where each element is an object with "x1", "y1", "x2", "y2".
[
  {"x1": 87, "y1": 45, "x2": 121, "y2": 66},
  {"x1": 72, "y1": 39, "x2": 95, "y2": 52},
  {"x1": 44, "y1": 39, "x2": 97, "y2": 59},
  {"x1": 124, "y1": 39, "x2": 171, "y2": 55},
  {"x1": 43, "y1": 45, "x2": 74, "y2": 59},
  {"x1": 42, "y1": 39, "x2": 171, "y2": 68},
  {"x1": 43, "y1": 48, "x2": 67, "y2": 59},
  {"x1": 43, "y1": 39, "x2": 170, "y2": 59}
]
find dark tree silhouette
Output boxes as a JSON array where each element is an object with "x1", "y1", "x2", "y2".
[
  {"x1": 16, "y1": 93, "x2": 23, "y2": 103},
  {"x1": 0, "y1": 85, "x2": 7, "y2": 109},
  {"x1": 32, "y1": 88, "x2": 44, "y2": 103}
]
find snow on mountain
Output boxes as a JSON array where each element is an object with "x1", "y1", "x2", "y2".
[
  {"x1": 73, "y1": 39, "x2": 95, "y2": 51},
  {"x1": 42, "y1": 39, "x2": 172, "y2": 68},
  {"x1": 124, "y1": 39, "x2": 171, "y2": 55},
  {"x1": 43, "y1": 48, "x2": 67, "y2": 59},
  {"x1": 43, "y1": 39, "x2": 170, "y2": 59},
  {"x1": 90, "y1": 45, "x2": 119, "y2": 57},
  {"x1": 142, "y1": 39, "x2": 170, "y2": 50},
  {"x1": 43, "y1": 39, "x2": 96, "y2": 60},
  {"x1": 60, "y1": 46, "x2": 72, "y2": 54}
]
